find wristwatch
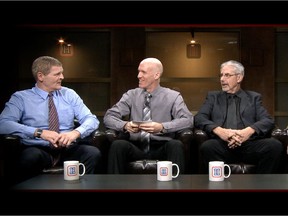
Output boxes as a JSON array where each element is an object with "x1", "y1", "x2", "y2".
[{"x1": 35, "y1": 129, "x2": 43, "y2": 138}]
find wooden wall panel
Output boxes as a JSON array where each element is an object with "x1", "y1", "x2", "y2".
[
  {"x1": 110, "y1": 28, "x2": 146, "y2": 105},
  {"x1": 240, "y1": 27, "x2": 275, "y2": 116}
]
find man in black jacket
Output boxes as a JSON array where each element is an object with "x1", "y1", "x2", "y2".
[{"x1": 194, "y1": 60, "x2": 283, "y2": 174}]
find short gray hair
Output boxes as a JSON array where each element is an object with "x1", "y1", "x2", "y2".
[
  {"x1": 220, "y1": 60, "x2": 244, "y2": 76},
  {"x1": 32, "y1": 56, "x2": 62, "y2": 80}
]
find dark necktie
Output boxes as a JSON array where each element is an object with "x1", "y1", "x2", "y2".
[
  {"x1": 48, "y1": 93, "x2": 61, "y2": 166},
  {"x1": 48, "y1": 93, "x2": 59, "y2": 133},
  {"x1": 226, "y1": 94, "x2": 237, "y2": 129},
  {"x1": 140, "y1": 93, "x2": 152, "y2": 153}
]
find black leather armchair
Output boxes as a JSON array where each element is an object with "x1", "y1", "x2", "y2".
[
  {"x1": 0, "y1": 129, "x2": 107, "y2": 187},
  {"x1": 105, "y1": 128, "x2": 194, "y2": 174},
  {"x1": 193, "y1": 128, "x2": 288, "y2": 174}
]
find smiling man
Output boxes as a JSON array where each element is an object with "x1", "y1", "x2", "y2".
[
  {"x1": 0, "y1": 56, "x2": 102, "y2": 183},
  {"x1": 194, "y1": 60, "x2": 283, "y2": 174},
  {"x1": 104, "y1": 57, "x2": 193, "y2": 174}
]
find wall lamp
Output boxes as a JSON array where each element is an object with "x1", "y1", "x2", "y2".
[
  {"x1": 186, "y1": 30, "x2": 201, "y2": 58},
  {"x1": 58, "y1": 38, "x2": 74, "y2": 57}
]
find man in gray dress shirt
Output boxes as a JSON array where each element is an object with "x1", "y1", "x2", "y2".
[{"x1": 104, "y1": 57, "x2": 194, "y2": 174}]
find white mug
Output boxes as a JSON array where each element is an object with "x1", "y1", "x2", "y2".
[
  {"x1": 64, "y1": 160, "x2": 86, "y2": 181},
  {"x1": 157, "y1": 161, "x2": 180, "y2": 181},
  {"x1": 209, "y1": 161, "x2": 231, "y2": 181}
]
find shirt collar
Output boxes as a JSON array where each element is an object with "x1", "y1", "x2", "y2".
[
  {"x1": 142, "y1": 85, "x2": 161, "y2": 97},
  {"x1": 34, "y1": 84, "x2": 59, "y2": 99},
  {"x1": 226, "y1": 89, "x2": 243, "y2": 98}
]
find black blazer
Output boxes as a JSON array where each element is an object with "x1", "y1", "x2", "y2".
[{"x1": 194, "y1": 89, "x2": 275, "y2": 139}]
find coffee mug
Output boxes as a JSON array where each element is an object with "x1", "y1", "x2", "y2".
[
  {"x1": 64, "y1": 160, "x2": 86, "y2": 181},
  {"x1": 157, "y1": 161, "x2": 180, "y2": 181},
  {"x1": 209, "y1": 161, "x2": 231, "y2": 181}
]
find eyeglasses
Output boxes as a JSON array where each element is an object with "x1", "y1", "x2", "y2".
[{"x1": 219, "y1": 73, "x2": 238, "y2": 79}]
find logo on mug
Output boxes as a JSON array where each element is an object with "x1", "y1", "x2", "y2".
[
  {"x1": 160, "y1": 167, "x2": 168, "y2": 176},
  {"x1": 67, "y1": 165, "x2": 77, "y2": 176},
  {"x1": 212, "y1": 166, "x2": 222, "y2": 178}
]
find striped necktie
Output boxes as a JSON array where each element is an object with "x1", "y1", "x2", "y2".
[
  {"x1": 140, "y1": 93, "x2": 152, "y2": 153},
  {"x1": 48, "y1": 93, "x2": 59, "y2": 133},
  {"x1": 48, "y1": 92, "x2": 61, "y2": 166}
]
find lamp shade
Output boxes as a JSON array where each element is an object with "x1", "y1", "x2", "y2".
[{"x1": 186, "y1": 43, "x2": 201, "y2": 58}]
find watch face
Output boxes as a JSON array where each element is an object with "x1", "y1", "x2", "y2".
[{"x1": 37, "y1": 129, "x2": 43, "y2": 137}]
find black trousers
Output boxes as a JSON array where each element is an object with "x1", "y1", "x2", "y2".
[
  {"x1": 107, "y1": 139, "x2": 185, "y2": 174},
  {"x1": 15, "y1": 141, "x2": 101, "y2": 184},
  {"x1": 199, "y1": 137, "x2": 283, "y2": 174}
]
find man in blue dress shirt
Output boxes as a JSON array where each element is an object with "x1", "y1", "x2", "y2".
[{"x1": 0, "y1": 56, "x2": 101, "y2": 183}]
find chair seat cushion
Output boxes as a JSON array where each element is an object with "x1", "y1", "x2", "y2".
[
  {"x1": 229, "y1": 163, "x2": 256, "y2": 174},
  {"x1": 128, "y1": 160, "x2": 158, "y2": 174},
  {"x1": 42, "y1": 166, "x2": 64, "y2": 174}
]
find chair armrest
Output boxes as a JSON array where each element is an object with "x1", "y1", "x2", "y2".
[
  {"x1": 176, "y1": 129, "x2": 193, "y2": 160},
  {"x1": 176, "y1": 128, "x2": 193, "y2": 144},
  {"x1": 0, "y1": 134, "x2": 21, "y2": 143},
  {"x1": 271, "y1": 128, "x2": 288, "y2": 152},
  {"x1": 193, "y1": 129, "x2": 209, "y2": 147},
  {"x1": 192, "y1": 129, "x2": 209, "y2": 174},
  {"x1": 0, "y1": 134, "x2": 23, "y2": 178},
  {"x1": 0, "y1": 134, "x2": 22, "y2": 159},
  {"x1": 105, "y1": 129, "x2": 130, "y2": 143},
  {"x1": 105, "y1": 129, "x2": 118, "y2": 143},
  {"x1": 73, "y1": 119, "x2": 80, "y2": 128},
  {"x1": 271, "y1": 128, "x2": 287, "y2": 141},
  {"x1": 176, "y1": 129, "x2": 193, "y2": 174},
  {"x1": 91, "y1": 130, "x2": 108, "y2": 151}
]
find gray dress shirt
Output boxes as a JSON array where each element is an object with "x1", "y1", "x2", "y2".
[{"x1": 104, "y1": 86, "x2": 194, "y2": 142}]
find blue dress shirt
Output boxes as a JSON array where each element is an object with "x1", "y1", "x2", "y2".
[{"x1": 0, "y1": 84, "x2": 99, "y2": 146}]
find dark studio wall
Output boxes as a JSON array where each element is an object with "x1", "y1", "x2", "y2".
[{"x1": 0, "y1": 26, "x2": 281, "y2": 129}]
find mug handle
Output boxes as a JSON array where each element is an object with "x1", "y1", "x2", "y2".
[
  {"x1": 79, "y1": 163, "x2": 86, "y2": 176},
  {"x1": 172, "y1": 163, "x2": 180, "y2": 178},
  {"x1": 224, "y1": 164, "x2": 231, "y2": 178}
]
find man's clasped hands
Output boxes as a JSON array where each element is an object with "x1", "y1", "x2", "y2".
[{"x1": 213, "y1": 126, "x2": 255, "y2": 149}]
